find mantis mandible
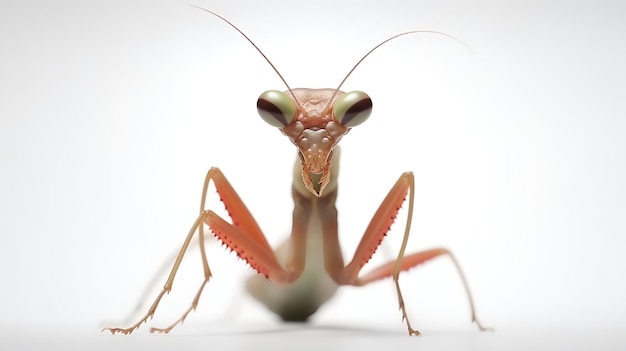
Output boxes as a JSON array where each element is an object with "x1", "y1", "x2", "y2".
[{"x1": 104, "y1": 7, "x2": 491, "y2": 336}]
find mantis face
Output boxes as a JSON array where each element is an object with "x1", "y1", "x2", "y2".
[{"x1": 257, "y1": 88, "x2": 372, "y2": 196}]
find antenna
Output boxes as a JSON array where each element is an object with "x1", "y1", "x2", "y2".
[
  {"x1": 327, "y1": 30, "x2": 472, "y2": 106},
  {"x1": 190, "y1": 5, "x2": 302, "y2": 107}
]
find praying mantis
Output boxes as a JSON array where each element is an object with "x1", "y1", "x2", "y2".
[{"x1": 103, "y1": 7, "x2": 491, "y2": 336}]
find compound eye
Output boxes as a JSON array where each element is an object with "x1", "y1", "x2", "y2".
[
  {"x1": 257, "y1": 90, "x2": 297, "y2": 127},
  {"x1": 333, "y1": 91, "x2": 372, "y2": 127}
]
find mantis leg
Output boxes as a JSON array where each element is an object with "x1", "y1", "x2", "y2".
[
  {"x1": 324, "y1": 172, "x2": 490, "y2": 335},
  {"x1": 353, "y1": 248, "x2": 492, "y2": 334},
  {"x1": 103, "y1": 167, "x2": 304, "y2": 334}
]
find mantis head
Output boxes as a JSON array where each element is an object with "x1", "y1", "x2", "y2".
[
  {"x1": 257, "y1": 88, "x2": 372, "y2": 197},
  {"x1": 190, "y1": 7, "x2": 467, "y2": 197}
]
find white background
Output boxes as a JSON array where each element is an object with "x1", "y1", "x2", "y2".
[{"x1": 1, "y1": 0, "x2": 625, "y2": 349}]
